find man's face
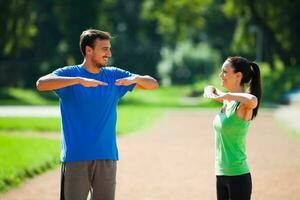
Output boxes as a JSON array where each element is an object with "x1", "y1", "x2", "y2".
[{"x1": 88, "y1": 39, "x2": 112, "y2": 67}]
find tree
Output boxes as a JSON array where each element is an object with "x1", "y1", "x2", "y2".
[
  {"x1": 98, "y1": 0, "x2": 162, "y2": 76},
  {"x1": 142, "y1": 0, "x2": 212, "y2": 45},
  {"x1": 223, "y1": 0, "x2": 300, "y2": 67},
  {"x1": 0, "y1": 0, "x2": 36, "y2": 87}
]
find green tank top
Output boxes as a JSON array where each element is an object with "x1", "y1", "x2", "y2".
[{"x1": 213, "y1": 100, "x2": 250, "y2": 176}]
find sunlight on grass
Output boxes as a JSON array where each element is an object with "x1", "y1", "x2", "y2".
[{"x1": 0, "y1": 134, "x2": 60, "y2": 192}]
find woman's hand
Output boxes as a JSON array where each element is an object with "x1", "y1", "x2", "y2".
[{"x1": 203, "y1": 85, "x2": 226, "y2": 102}]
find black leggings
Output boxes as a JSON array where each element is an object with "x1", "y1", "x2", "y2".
[{"x1": 216, "y1": 173, "x2": 252, "y2": 200}]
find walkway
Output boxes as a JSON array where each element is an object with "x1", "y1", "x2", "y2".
[{"x1": 1, "y1": 109, "x2": 300, "y2": 200}]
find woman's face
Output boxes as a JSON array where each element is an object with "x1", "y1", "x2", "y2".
[{"x1": 219, "y1": 60, "x2": 241, "y2": 90}]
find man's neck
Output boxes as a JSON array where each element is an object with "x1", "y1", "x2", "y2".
[{"x1": 81, "y1": 59, "x2": 101, "y2": 74}]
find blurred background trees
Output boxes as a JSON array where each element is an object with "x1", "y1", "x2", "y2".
[{"x1": 0, "y1": 0, "x2": 299, "y2": 102}]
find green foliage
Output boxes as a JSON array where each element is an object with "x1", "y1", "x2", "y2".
[
  {"x1": 1, "y1": 0, "x2": 300, "y2": 90},
  {"x1": 0, "y1": 0, "x2": 37, "y2": 57},
  {"x1": 0, "y1": 0, "x2": 38, "y2": 87},
  {"x1": 260, "y1": 63, "x2": 300, "y2": 102},
  {"x1": 1, "y1": 0, "x2": 163, "y2": 88},
  {"x1": 203, "y1": 0, "x2": 236, "y2": 59},
  {"x1": 142, "y1": 0, "x2": 212, "y2": 42},
  {"x1": 222, "y1": 0, "x2": 300, "y2": 66},
  {"x1": 157, "y1": 41, "x2": 221, "y2": 85},
  {"x1": 99, "y1": 0, "x2": 162, "y2": 77},
  {"x1": 0, "y1": 134, "x2": 60, "y2": 192}
]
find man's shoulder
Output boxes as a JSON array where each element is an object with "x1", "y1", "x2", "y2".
[
  {"x1": 103, "y1": 66, "x2": 132, "y2": 74},
  {"x1": 53, "y1": 65, "x2": 81, "y2": 75},
  {"x1": 58, "y1": 65, "x2": 81, "y2": 71}
]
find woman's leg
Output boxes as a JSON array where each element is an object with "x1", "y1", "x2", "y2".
[
  {"x1": 228, "y1": 173, "x2": 252, "y2": 200},
  {"x1": 216, "y1": 176, "x2": 229, "y2": 200}
]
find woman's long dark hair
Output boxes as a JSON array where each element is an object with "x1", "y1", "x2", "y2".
[{"x1": 226, "y1": 56, "x2": 262, "y2": 119}]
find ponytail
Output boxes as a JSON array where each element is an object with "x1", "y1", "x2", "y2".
[{"x1": 249, "y1": 62, "x2": 262, "y2": 119}]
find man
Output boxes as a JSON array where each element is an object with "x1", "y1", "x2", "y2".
[{"x1": 36, "y1": 29, "x2": 159, "y2": 200}]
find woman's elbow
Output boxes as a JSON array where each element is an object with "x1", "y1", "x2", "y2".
[{"x1": 249, "y1": 96, "x2": 258, "y2": 109}]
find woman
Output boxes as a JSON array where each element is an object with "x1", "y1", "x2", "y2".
[{"x1": 203, "y1": 56, "x2": 262, "y2": 200}]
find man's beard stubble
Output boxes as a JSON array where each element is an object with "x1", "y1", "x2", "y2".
[{"x1": 92, "y1": 57, "x2": 106, "y2": 69}]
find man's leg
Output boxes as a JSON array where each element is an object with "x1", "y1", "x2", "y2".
[
  {"x1": 91, "y1": 160, "x2": 117, "y2": 200},
  {"x1": 61, "y1": 161, "x2": 91, "y2": 200}
]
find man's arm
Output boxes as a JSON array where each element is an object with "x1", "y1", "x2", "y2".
[
  {"x1": 36, "y1": 74, "x2": 107, "y2": 91},
  {"x1": 115, "y1": 75, "x2": 159, "y2": 90}
]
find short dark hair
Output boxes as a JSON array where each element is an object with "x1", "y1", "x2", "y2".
[{"x1": 79, "y1": 29, "x2": 111, "y2": 56}]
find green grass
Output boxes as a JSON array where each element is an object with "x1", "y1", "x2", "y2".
[
  {"x1": 0, "y1": 134, "x2": 60, "y2": 192},
  {"x1": 0, "y1": 106, "x2": 162, "y2": 134},
  {"x1": 0, "y1": 117, "x2": 61, "y2": 132},
  {"x1": 117, "y1": 105, "x2": 162, "y2": 134},
  {"x1": 121, "y1": 86, "x2": 220, "y2": 108},
  {"x1": 0, "y1": 106, "x2": 161, "y2": 193},
  {"x1": 0, "y1": 88, "x2": 57, "y2": 105},
  {"x1": 0, "y1": 86, "x2": 220, "y2": 108}
]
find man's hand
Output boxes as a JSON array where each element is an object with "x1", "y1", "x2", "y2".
[
  {"x1": 115, "y1": 76, "x2": 137, "y2": 86},
  {"x1": 79, "y1": 77, "x2": 108, "y2": 87}
]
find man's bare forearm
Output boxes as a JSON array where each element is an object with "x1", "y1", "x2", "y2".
[
  {"x1": 135, "y1": 75, "x2": 159, "y2": 90},
  {"x1": 36, "y1": 74, "x2": 80, "y2": 91}
]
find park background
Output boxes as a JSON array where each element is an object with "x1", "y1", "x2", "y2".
[{"x1": 0, "y1": 0, "x2": 300, "y2": 199}]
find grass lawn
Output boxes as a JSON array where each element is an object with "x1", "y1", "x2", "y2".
[
  {"x1": 121, "y1": 85, "x2": 220, "y2": 108},
  {"x1": 0, "y1": 117, "x2": 61, "y2": 132},
  {"x1": 0, "y1": 134, "x2": 60, "y2": 192},
  {"x1": 0, "y1": 88, "x2": 57, "y2": 105},
  {"x1": 0, "y1": 106, "x2": 161, "y2": 134}
]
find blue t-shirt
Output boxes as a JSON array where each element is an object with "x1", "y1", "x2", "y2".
[{"x1": 52, "y1": 65, "x2": 136, "y2": 162}]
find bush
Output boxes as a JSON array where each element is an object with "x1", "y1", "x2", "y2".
[
  {"x1": 157, "y1": 41, "x2": 221, "y2": 86},
  {"x1": 260, "y1": 63, "x2": 300, "y2": 103}
]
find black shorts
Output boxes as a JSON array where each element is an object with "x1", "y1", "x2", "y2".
[{"x1": 216, "y1": 173, "x2": 252, "y2": 200}]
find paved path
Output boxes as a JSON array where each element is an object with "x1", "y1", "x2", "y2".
[
  {"x1": 0, "y1": 106, "x2": 60, "y2": 117},
  {"x1": 274, "y1": 104, "x2": 300, "y2": 133},
  {"x1": 1, "y1": 109, "x2": 300, "y2": 200}
]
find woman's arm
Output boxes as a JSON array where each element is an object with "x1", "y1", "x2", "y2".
[
  {"x1": 203, "y1": 85, "x2": 225, "y2": 103},
  {"x1": 203, "y1": 85, "x2": 257, "y2": 109}
]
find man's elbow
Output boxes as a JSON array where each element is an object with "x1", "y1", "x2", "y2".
[
  {"x1": 36, "y1": 79, "x2": 43, "y2": 91},
  {"x1": 152, "y1": 80, "x2": 159, "y2": 90},
  {"x1": 146, "y1": 78, "x2": 159, "y2": 90},
  {"x1": 36, "y1": 79, "x2": 49, "y2": 91}
]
